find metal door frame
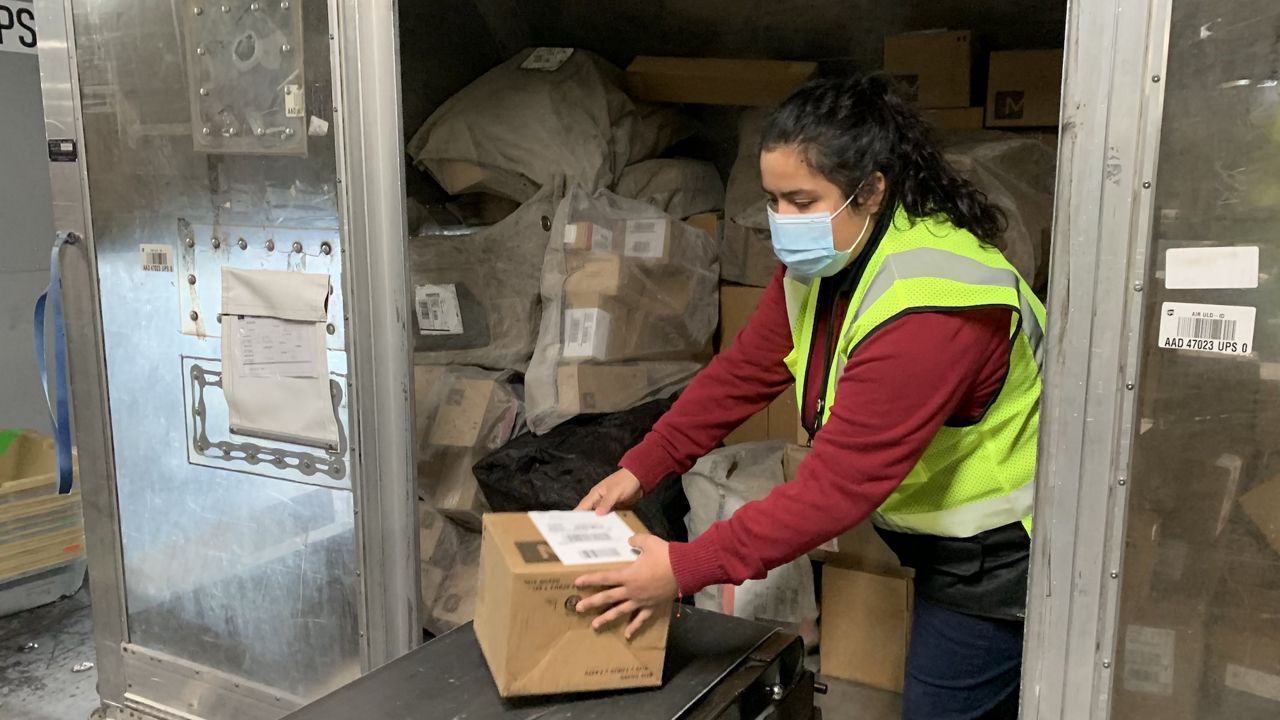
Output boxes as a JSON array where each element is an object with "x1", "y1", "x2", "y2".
[
  {"x1": 34, "y1": 0, "x2": 417, "y2": 717},
  {"x1": 1021, "y1": 0, "x2": 1175, "y2": 717}
]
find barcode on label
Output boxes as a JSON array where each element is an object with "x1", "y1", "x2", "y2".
[
  {"x1": 579, "y1": 548, "x2": 622, "y2": 560},
  {"x1": 564, "y1": 533, "x2": 612, "y2": 543},
  {"x1": 414, "y1": 284, "x2": 464, "y2": 335},
  {"x1": 563, "y1": 308, "x2": 608, "y2": 359},
  {"x1": 419, "y1": 294, "x2": 445, "y2": 328},
  {"x1": 624, "y1": 219, "x2": 667, "y2": 259},
  {"x1": 139, "y1": 244, "x2": 173, "y2": 272},
  {"x1": 1158, "y1": 302, "x2": 1256, "y2": 357},
  {"x1": 1176, "y1": 316, "x2": 1237, "y2": 341}
]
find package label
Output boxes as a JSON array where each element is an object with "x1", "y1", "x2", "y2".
[
  {"x1": 1122, "y1": 624, "x2": 1176, "y2": 696},
  {"x1": 284, "y1": 84, "x2": 305, "y2": 118},
  {"x1": 1157, "y1": 302, "x2": 1255, "y2": 356},
  {"x1": 528, "y1": 511, "x2": 638, "y2": 566},
  {"x1": 625, "y1": 220, "x2": 668, "y2": 259},
  {"x1": 1165, "y1": 246, "x2": 1258, "y2": 290},
  {"x1": 563, "y1": 308, "x2": 610, "y2": 360},
  {"x1": 236, "y1": 317, "x2": 321, "y2": 379},
  {"x1": 565, "y1": 223, "x2": 615, "y2": 253},
  {"x1": 415, "y1": 284, "x2": 464, "y2": 336},
  {"x1": 1226, "y1": 663, "x2": 1280, "y2": 703},
  {"x1": 139, "y1": 244, "x2": 174, "y2": 273},
  {"x1": 521, "y1": 47, "x2": 575, "y2": 72}
]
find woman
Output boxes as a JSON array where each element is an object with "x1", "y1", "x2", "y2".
[{"x1": 572, "y1": 74, "x2": 1044, "y2": 720}]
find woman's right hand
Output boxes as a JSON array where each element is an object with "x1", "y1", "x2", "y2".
[{"x1": 574, "y1": 469, "x2": 643, "y2": 515}]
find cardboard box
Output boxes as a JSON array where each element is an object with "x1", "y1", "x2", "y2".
[
  {"x1": 421, "y1": 445, "x2": 489, "y2": 530},
  {"x1": 425, "y1": 377, "x2": 497, "y2": 448},
  {"x1": 1241, "y1": 476, "x2": 1280, "y2": 558},
  {"x1": 1206, "y1": 626, "x2": 1280, "y2": 713},
  {"x1": 556, "y1": 364, "x2": 651, "y2": 415},
  {"x1": 625, "y1": 56, "x2": 817, "y2": 107},
  {"x1": 1113, "y1": 599, "x2": 1207, "y2": 720},
  {"x1": 685, "y1": 212, "x2": 721, "y2": 244},
  {"x1": 433, "y1": 559, "x2": 480, "y2": 630},
  {"x1": 562, "y1": 294, "x2": 695, "y2": 363},
  {"x1": 819, "y1": 566, "x2": 913, "y2": 693},
  {"x1": 1122, "y1": 509, "x2": 1224, "y2": 605},
  {"x1": 413, "y1": 365, "x2": 447, "y2": 440},
  {"x1": 720, "y1": 286, "x2": 806, "y2": 445},
  {"x1": 721, "y1": 222, "x2": 779, "y2": 288},
  {"x1": 923, "y1": 107, "x2": 985, "y2": 130},
  {"x1": 883, "y1": 31, "x2": 977, "y2": 109},
  {"x1": 564, "y1": 253, "x2": 693, "y2": 311},
  {"x1": 475, "y1": 512, "x2": 671, "y2": 697},
  {"x1": 985, "y1": 50, "x2": 1063, "y2": 128},
  {"x1": 564, "y1": 221, "x2": 618, "y2": 254}
]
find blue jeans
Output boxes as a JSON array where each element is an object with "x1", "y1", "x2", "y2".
[{"x1": 902, "y1": 596, "x2": 1024, "y2": 720}]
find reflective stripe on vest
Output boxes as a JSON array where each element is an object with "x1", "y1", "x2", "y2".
[{"x1": 783, "y1": 209, "x2": 1044, "y2": 538}]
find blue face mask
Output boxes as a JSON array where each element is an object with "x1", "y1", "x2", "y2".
[{"x1": 768, "y1": 194, "x2": 871, "y2": 278}]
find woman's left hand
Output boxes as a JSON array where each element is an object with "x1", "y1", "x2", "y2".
[{"x1": 575, "y1": 534, "x2": 678, "y2": 639}]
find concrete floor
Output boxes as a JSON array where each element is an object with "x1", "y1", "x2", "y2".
[
  {"x1": 0, "y1": 587, "x2": 101, "y2": 720},
  {"x1": 0, "y1": 589, "x2": 897, "y2": 720}
]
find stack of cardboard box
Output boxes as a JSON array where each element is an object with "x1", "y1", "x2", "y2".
[
  {"x1": 884, "y1": 30, "x2": 1062, "y2": 131},
  {"x1": 718, "y1": 285, "x2": 807, "y2": 446}
]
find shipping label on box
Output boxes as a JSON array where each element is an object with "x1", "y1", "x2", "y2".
[
  {"x1": 562, "y1": 308, "x2": 613, "y2": 361},
  {"x1": 415, "y1": 284, "x2": 465, "y2": 336},
  {"x1": 556, "y1": 364, "x2": 649, "y2": 415},
  {"x1": 624, "y1": 219, "x2": 670, "y2": 260},
  {"x1": 564, "y1": 221, "x2": 617, "y2": 254}
]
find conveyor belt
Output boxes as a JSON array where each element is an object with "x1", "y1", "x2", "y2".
[{"x1": 285, "y1": 607, "x2": 784, "y2": 720}]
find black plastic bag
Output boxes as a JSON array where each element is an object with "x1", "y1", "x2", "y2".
[{"x1": 473, "y1": 398, "x2": 689, "y2": 542}]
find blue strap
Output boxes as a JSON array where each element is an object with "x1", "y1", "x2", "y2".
[{"x1": 34, "y1": 236, "x2": 74, "y2": 494}]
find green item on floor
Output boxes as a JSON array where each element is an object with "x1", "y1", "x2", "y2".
[{"x1": 0, "y1": 429, "x2": 21, "y2": 458}]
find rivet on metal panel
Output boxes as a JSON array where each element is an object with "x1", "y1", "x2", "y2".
[
  {"x1": 193, "y1": 6, "x2": 203, "y2": 16},
  {"x1": 1142, "y1": 181, "x2": 1152, "y2": 189},
  {"x1": 541, "y1": 216, "x2": 553, "y2": 231},
  {"x1": 211, "y1": 237, "x2": 221, "y2": 249},
  {"x1": 221, "y1": 4, "x2": 230, "y2": 12},
  {"x1": 199, "y1": 87, "x2": 209, "y2": 96},
  {"x1": 1152, "y1": 75, "x2": 1162, "y2": 83},
  {"x1": 320, "y1": 241, "x2": 332, "y2": 255},
  {"x1": 202, "y1": 127, "x2": 211, "y2": 136},
  {"x1": 251, "y1": 2, "x2": 260, "y2": 9},
  {"x1": 285, "y1": 127, "x2": 295, "y2": 137},
  {"x1": 228, "y1": 127, "x2": 238, "y2": 136},
  {"x1": 292, "y1": 241, "x2": 303, "y2": 253},
  {"x1": 281, "y1": 0, "x2": 290, "y2": 8},
  {"x1": 190, "y1": 311, "x2": 200, "y2": 321},
  {"x1": 1102, "y1": 660, "x2": 1112, "y2": 669},
  {"x1": 1133, "y1": 282, "x2": 1144, "y2": 292},
  {"x1": 1126, "y1": 382, "x2": 1135, "y2": 390},
  {"x1": 282, "y1": 44, "x2": 292, "y2": 53},
  {"x1": 360, "y1": 631, "x2": 365, "y2": 638},
  {"x1": 336, "y1": 177, "x2": 343, "y2": 184},
  {"x1": 266, "y1": 239, "x2": 276, "y2": 251},
  {"x1": 187, "y1": 274, "x2": 197, "y2": 285},
  {"x1": 1110, "y1": 571, "x2": 1119, "y2": 579},
  {"x1": 1118, "y1": 478, "x2": 1127, "y2": 486},
  {"x1": 185, "y1": 237, "x2": 195, "y2": 248},
  {"x1": 237, "y1": 238, "x2": 248, "y2": 250},
  {"x1": 196, "y1": 47, "x2": 206, "y2": 56},
  {"x1": 326, "y1": 323, "x2": 336, "y2": 335},
  {"x1": 256, "y1": 128, "x2": 265, "y2": 136},
  {"x1": 355, "y1": 570, "x2": 361, "y2": 577}
]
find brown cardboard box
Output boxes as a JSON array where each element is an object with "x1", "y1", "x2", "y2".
[
  {"x1": 1205, "y1": 586, "x2": 1280, "y2": 713},
  {"x1": 721, "y1": 221, "x2": 779, "y2": 288},
  {"x1": 434, "y1": 559, "x2": 480, "y2": 630},
  {"x1": 556, "y1": 364, "x2": 651, "y2": 415},
  {"x1": 719, "y1": 284, "x2": 762, "y2": 350},
  {"x1": 685, "y1": 212, "x2": 721, "y2": 245},
  {"x1": 564, "y1": 253, "x2": 693, "y2": 311},
  {"x1": 625, "y1": 56, "x2": 817, "y2": 107},
  {"x1": 422, "y1": 445, "x2": 489, "y2": 530},
  {"x1": 819, "y1": 566, "x2": 913, "y2": 693},
  {"x1": 923, "y1": 107, "x2": 985, "y2": 130},
  {"x1": 474, "y1": 512, "x2": 671, "y2": 697},
  {"x1": 1242, "y1": 477, "x2": 1280, "y2": 557},
  {"x1": 883, "y1": 31, "x2": 977, "y2": 109},
  {"x1": 563, "y1": 221, "x2": 618, "y2": 254},
  {"x1": 1112, "y1": 598, "x2": 1208, "y2": 720},
  {"x1": 985, "y1": 50, "x2": 1063, "y2": 128},
  {"x1": 720, "y1": 285, "x2": 806, "y2": 445},
  {"x1": 413, "y1": 365, "x2": 447, "y2": 440},
  {"x1": 425, "y1": 377, "x2": 497, "y2": 448},
  {"x1": 562, "y1": 293, "x2": 694, "y2": 363}
]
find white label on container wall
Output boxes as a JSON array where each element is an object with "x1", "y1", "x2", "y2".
[
  {"x1": 1226, "y1": 664, "x2": 1280, "y2": 702},
  {"x1": 1165, "y1": 246, "x2": 1259, "y2": 289},
  {"x1": 1122, "y1": 625, "x2": 1176, "y2": 696},
  {"x1": 1157, "y1": 302, "x2": 1256, "y2": 356},
  {"x1": 415, "y1": 284, "x2": 464, "y2": 335},
  {"x1": 625, "y1": 220, "x2": 668, "y2": 259},
  {"x1": 139, "y1": 244, "x2": 174, "y2": 272},
  {"x1": 284, "y1": 85, "x2": 305, "y2": 118},
  {"x1": 0, "y1": 1, "x2": 37, "y2": 55}
]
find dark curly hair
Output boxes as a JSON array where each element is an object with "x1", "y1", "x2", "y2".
[{"x1": 760, "y1": 73, "x2": 1006, "y2": 245}]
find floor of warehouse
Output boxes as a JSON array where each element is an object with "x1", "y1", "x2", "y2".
[{"x1": 0, "y1": 590, "x2": 898, "y2": 720}]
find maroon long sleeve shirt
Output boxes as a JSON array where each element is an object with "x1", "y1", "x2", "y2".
[{"x1": 620, "y1": 268, "x2": 1013, "y2": 595}]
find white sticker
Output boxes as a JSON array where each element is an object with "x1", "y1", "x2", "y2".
[
  {"x1": 236, "y1": 317, "x2": 321, "y2": 379},
  {"x1": 562, "y1": 308, "x2": 610, "y2": 360},
  {"x1": 1226, "y1": 663, "x2": 1280, "y2": 702},
  {"x1": 284, "y1": 84, "x2": 305, "y2": 118},
  {"x1": 590, "y1": 225, "x2": 616, "y2": 254},
  {"x1": 1123, "y1": 625, "x2": 1176, "y2": 696},
  {"x1": 1165, "y1": 246, "x2": 1259, "y2": 289},
  {"x1": 624, "y1": 219, "x2": 668, "y2": 259},
  {"x1": 1157, "y1": 302, "x2": 1256, "y2": 356},
  {"x1": 564, "y1": 224, "x2": 579, "y2": 246},
  {"x1": 528, "y1": 511, "x2": 639, "y2": 566},
  {"x1": 0, "y1": 1, "x2": 37, "y2": 55},
  {"x1": 139, "y1": 244, "x2": 173, "y2": 273},
  {"x1": 415, "y1": 284, "x2": 464, "y2": 335},
  {"x1": 520, "y1": 47, "x2": 575, "y2": 72},
  {"x1": 308, "y1": 115, "x2": 330, "y2": 137}
]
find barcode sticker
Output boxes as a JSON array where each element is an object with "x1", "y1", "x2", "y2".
[
  {"x1": 521, "y1": 47, "x2": 575, "y2": 71},
  {"x1": 1122, "y1": 625, "x2": 1176, "y2": 696},
  {"x1": 624, "y1": 219, "x2": 668, "y2": 259},
  {"x1": 139, "y1": 244, "x2": 174, "y2": 273},
  {"x1": 415, "y1": 284, "x2": 464, "y2": 335},
  {"x1": 1158, "y1": 302, "x2": 1255, "y2": 356},
  {"x1": 562, "y1": 308, "x2": 610, "y2": 360},
  {"x1": 528, "y1": 511, "x2": 638, "y2": 566}
]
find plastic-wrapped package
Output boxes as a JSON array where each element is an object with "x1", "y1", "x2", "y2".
[
  {"x1": 682, "y1": 442, "x2": 818, "y2": 628},
  {"x1": 613, "y1": 158, "x2": 726, "y2": 219},
  {"x1": 472, "y1": 398, "x2": 689, "y2": 543},
  {"x1": 721, "y1": 109, "x2": 780, "y2": 287},
  {"x1": 407, "y1": 48, "x2": 686, "y2": 202},
  {"x1": 940, "y1": 133, "x2": 1057, "y2": 295},
  {"x1": 418, "y1": 501, "x2": 482, "y2": 636},
  {"x1": 408, "y1": 181, "x2": 565, "y2": 373},
  {"x1": 525, "y1": 185, "x2": 719, "y2": 435},
  {"x1": 414, "y1": 365, "x2": 524, "y2": 530}
]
